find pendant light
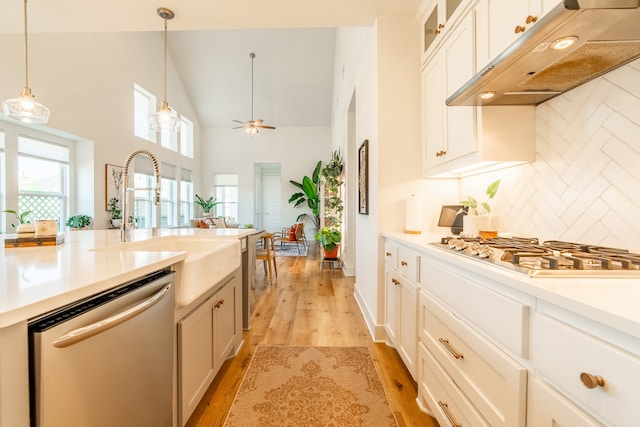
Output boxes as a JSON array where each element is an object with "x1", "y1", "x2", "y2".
[
  {"x1": 149, "y1": 7, "x2": 179, "y2": 133},
  {"x1": 2, "y1": 0, "x2": 50, "y2": 124}
]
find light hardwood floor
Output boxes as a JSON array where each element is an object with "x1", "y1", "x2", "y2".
[{"x1": 186, "y1": 243, "x2": 438, "y2": 427}]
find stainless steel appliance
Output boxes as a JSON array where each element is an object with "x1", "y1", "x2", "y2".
[
  {"x1": 431, "y1": 236, "x2": 640, "y2": 277},
  {"x1": 29, "y1": 270, "x2": 175, "y2": 427},
  {"x1": 447, "y1": 0, "x2": 640, "y2": 106}
]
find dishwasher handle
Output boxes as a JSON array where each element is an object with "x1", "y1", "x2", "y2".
[{"x1": 53, "y1": 283, "x2": 172, "y2": 348}]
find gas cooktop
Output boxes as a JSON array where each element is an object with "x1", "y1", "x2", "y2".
[{"x1": 431, "y1": 236, "x2": 640, "y2": 278}]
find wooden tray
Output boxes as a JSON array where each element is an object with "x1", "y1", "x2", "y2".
[{"x1": 4, "y1": 233, "x2": 65, "y2": 248}]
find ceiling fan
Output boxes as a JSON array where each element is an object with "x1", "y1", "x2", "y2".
[{"x1": 233, "y1": 52, "x2": 276, "y2": 135}]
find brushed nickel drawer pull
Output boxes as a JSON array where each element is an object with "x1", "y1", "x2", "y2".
[
  {"x1": 438, "y1": 400, "x2": 462, "y2": 427},
  {"x1": 401, "y1": 261, "x2": 408, "y2": 266},
  {"x1": 439, "y1": 337, "x2": 464, "y2": 359},
  {"x1": 391, "y1": 278, "x2": 400, "y2": 286},
  {"x1": 580, "y1": 372, "x2": 605, "y2": 389}
]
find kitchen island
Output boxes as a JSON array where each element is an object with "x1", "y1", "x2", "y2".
[
  {"x1": 0, "y1": 227, "x2": 255, "y2": 426},
  {"x1": 384, "y1": 232, "x2": 640, "y2": 427}
]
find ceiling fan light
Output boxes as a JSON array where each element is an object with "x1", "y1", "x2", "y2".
[{"x1": 2, "y1": 87, "x2": 50, "y2": 124}]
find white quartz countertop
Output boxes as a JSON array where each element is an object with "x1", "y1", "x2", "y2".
[
  {"x1": 384, "y1": 232, "x2": 640, "y2": 340},
  {"x1": 0, "y1": 228, "x2": 258, "y2": 328}
]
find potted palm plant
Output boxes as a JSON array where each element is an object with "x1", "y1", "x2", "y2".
[
  {"x1": 194, "y1": 194, "x2": 220, "y2": 216},
  {"x1": 288, "y1": 160, "x2": 322, "y2": 232}
]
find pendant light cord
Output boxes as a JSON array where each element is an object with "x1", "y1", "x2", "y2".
[
  {"x1": 163, "y1": 18, "x2": 168, "y2": 104},
  {"x1": 23, "y1": 0, "x2": 29, "y2": 89}
]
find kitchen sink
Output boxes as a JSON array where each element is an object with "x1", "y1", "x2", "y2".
[{"x1": 95, "y1": 237, "x2": 241, "y2": 307}]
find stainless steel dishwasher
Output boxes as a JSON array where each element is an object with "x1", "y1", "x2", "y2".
[{"x1": 28, "y1": 269, "x2": 175, "y2": 427}]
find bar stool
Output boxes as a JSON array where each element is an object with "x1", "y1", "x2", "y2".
[{"x1": 256, "y1": 233, "x2": 277, "y2": 285}]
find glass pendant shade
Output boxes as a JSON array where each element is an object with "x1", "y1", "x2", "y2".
[
  {"x1": 2, "y1": 87, "x2": 50, "y2": 124},
  {"x1": 150, "y1": 100, "x2": 179, "y2": 132}
]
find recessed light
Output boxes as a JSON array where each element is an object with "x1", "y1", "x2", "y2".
[
  {"x1": 550, "y1": 36, "x2": 579, "y2": 50},
  {"x1": 479, "y1": 92, "x2": 496, "y2": 100}
]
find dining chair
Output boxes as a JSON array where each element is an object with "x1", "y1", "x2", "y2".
[{"x1": 255, "y1": 232, "x2": 277, "y2": 285}]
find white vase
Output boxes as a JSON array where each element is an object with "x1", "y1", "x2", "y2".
[
  {"x1": 16, "y1": 223, "x2": 35, "y2": 234},
  {"x1": 462, "y1": 215, "x2": 489, "y2": 238}
]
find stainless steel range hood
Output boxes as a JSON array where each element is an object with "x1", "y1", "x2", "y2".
[{"x1": 446, "y1": 0, "x2": 640, "y2": 106}]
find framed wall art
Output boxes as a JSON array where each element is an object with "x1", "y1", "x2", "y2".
[
  {"x1": 105, "y1": 164, "x2": 124, "y2": 211},
  {"x1": 358, "y1": 139, "x2": 369, "y2": 215}
]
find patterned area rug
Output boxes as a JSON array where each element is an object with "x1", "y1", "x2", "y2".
[
  {"x1": 224, "y1": 346, "x2": 397, "y2": 426},
  {"x1": 273, "y1": 243, "x2": 308, "y2": 257}
]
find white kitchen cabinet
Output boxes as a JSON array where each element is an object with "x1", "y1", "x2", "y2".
[
  {"x1": 528, "y1": 379, "x2": 604, "y2": 427},
  {"x1": 177, "y1": 273, "x2": 240, "y2": 426},
  {"x1": 418, "y1": 0, "x2": 469, "y2": 64},
  {"x1": 475, "y1": 0, "x2": 561, "y2": 71},
  {"x1": 531, "y1": 307, "x2": 640, "y2": 426},
  {"x1": 0, "y1": 321, "x2": 29, "y2": 426},
  {"x1": 422, "y1": 9, "x2": 536, "y2": 177},
  {"x1": 384, "y1": 240, "x2": 420, "y2": 380}
]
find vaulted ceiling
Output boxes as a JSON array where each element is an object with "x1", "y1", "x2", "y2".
[{"x1": 0, "y1": 0, "x2": 419, "y2": 128}]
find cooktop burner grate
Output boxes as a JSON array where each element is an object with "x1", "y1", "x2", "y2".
[{"x1": 431, "y1": 236, "x2": 640, "y2": 278}]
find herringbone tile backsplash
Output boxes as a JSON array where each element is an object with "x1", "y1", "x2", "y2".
[{"x1": 460, "y1": 59, "x2": 640, "y2": 251}]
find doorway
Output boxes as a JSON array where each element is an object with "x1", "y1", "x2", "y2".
[{"x1": 254, "y1": 163, "x2": 281, "y2": 232}]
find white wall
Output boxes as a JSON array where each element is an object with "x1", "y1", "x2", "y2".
[
  {"x1": 201, "y1": 126, "x2": 331, "y2": 231},
  {"x1": 458, "y1": 59, "x2": 640, "y2": 252},
  {"x1": 0, "y1": 32, "x2": 201, "y2": 228}
]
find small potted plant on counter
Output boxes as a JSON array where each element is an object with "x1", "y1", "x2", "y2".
[
  {"x1": 65, "y1": 214, "x2": 92, "y2": 231},
  {"x1": 109, "y1": 197, "x2": 122, "y2": 228},
  {"x1": 458, "y1": 179, "x2": 500, "y2": 237},
  {"x1": 315, "y1": 226, "x2": 341, "y2": 258},
  {"x1": 2, "y1": 209, "x2": 34, "y2": 234},
  {"x1": 194, "y1": 194, "x2": 220, "y2": 217}
]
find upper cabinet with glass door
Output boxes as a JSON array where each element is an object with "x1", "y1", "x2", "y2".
[{"x1": 418, "y1": 0, "x2": 468, "y2": 64}]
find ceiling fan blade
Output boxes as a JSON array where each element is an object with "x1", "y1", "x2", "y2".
[
  {"x1": 232, "y1": 126, "x2": 247, "y2": 129},
  {"x1": 232, "y1": 119, "x2": 248, "y2": 124},
  {"x1": 253, "y1": 119, "x2": 264, "y2": 125},
  {"x1": 256, "y1": 125, "x2": 276, "y2": 129}
]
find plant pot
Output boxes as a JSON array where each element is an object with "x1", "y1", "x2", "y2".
[
  {"x1": 462, "y1": 215, "x2": 489, "y2": 238},
  {"x1": 324, "y1": 245, "x2": 339, "y2": 259},
  {"x1": 111, "y1": 219, "x2": 121, "y2": 228},
  {"x1": 16, "y1": 223, "x2": 35, "y2": 234}
]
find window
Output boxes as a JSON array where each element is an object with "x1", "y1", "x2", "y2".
[
  {"x1": 133, "y1": 173, "x2": 154, "y2": 229},
  {"x1": 180, "y1": 116, "x2": 194, "y2": 158},
  {"x1": 213, "y1": 174, "x2": 239, "y2": 224},
  {"x1": 179, "y1": 169, "x2": 193, "y2": 226},
  {"x1": 18, "y1": 137, "x2": 69, "y2": 231},
  {"x1": 0, "y1": 131, "x2": 5, "y2": 223},
  {"x1": 160, "y1": 177, "x2": 176, "y2": 227},
  {"x1": 134, "y1": 84, "x2": 156, "y2": 143}
]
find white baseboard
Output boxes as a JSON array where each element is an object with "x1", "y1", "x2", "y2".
[{"x1": 353, "y1": 282, "x2": 387, "y2": 342}]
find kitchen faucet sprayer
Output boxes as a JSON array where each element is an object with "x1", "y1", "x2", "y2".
[{"x1": 121, "y1": 148, "x2": 161, "y2": 242}]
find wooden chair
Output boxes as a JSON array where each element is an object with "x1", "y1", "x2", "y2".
[
  {"x1": 255, "y1": 233, "x2": 277, "y2": 285},
  {"x1": 274, "y1": 222, "x2": 307, "y2": 253}
]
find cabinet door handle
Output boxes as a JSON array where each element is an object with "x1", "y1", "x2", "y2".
[
  {"x1": 580, "y1": 372, "x2": 605, "y2": 389},
  {"x1": 434, "y1": 29, "x2": 441, "y2": 35},
  {"x1": 514, "y1": 25, "x2": 526, "y2": 34},
  {"x1": 391, "y1": 278, "x2": 400, "y2": 286},
  {"x1": 214, "y1": 299, "x2": 225, "y2": 309},
  {"x1": 435, "y1": 150, "x2": 447, "y2": 157},
  {"x1": 437, "y1": 401, "x2": 462, "y2": 427},
  {"x1": 525, "y1": 15, "x2": 538, "y2": 24},
  {"x1": 401, "y1": 261, "x2": 408, "y2": 266},
  {"x1": 438, "y1": 23, "x2": 445, "y2": 29},
  {"x1": 439, "y1": 337, "x2": 464, "y2": 359},
  {"x1": 386, "y1": 251, "x2": 392, "y2": 257}
]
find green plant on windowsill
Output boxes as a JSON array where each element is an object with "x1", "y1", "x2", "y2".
[
  {"x1": 2, "y1": 209, "x2": 33, "y2": 229},
  {"x1": 65, "y1": 214, "x2": 92, "y2": 230},
  {"x1": 109, "y1": 197, "x2": 122, "y2": 220},
  {"x1": 194, "y1": 194, "x2": 220, "y2": 215}
]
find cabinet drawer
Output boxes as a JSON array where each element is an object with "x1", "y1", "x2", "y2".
[
  {"x1": 422, "y1": 291, "x2": 527, "y2": 427},
  {"x1": 418, "y1": 342, "x2": 490, "y2": 427},
  {"x1": 384, "y1": 240, "x2": 398, "y2": 268},
  {"x1": 398, "y1": 247, "x2": 420, "y2": 282},
  {"x1": 421, "y1": 259, "x2": 529, "y2": 357},
  {"x1": 532, "y1": 313, "x2": 640, "y2": 427},
  {"x1": 528, "y1": 379, "x2": 604, "y2": 427}
]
